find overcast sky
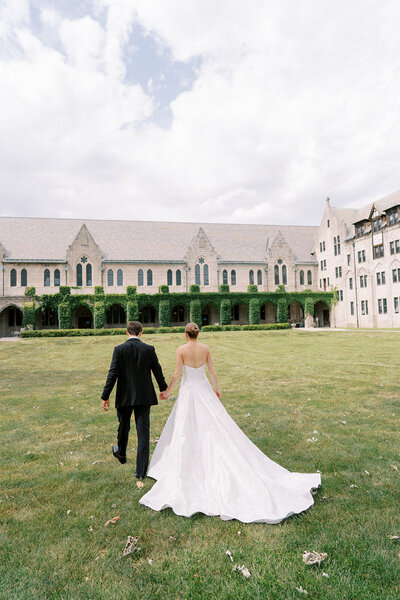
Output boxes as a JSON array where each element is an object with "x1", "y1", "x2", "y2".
[{"x1": 1, "y1": 0, "x2": 399, "y2": 226}]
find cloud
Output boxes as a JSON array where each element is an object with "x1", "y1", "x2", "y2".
[{"x1": 0, "y1": 0, "x2": 400, "y2": 227}]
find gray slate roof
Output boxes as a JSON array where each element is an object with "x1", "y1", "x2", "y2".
[{"x1": 0, "y1": 217, "x2": 318, "y2": 263}]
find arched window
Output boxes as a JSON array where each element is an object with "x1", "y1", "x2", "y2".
[
  {"x1": 300, "y1": 270, "x2": 305, "y2": 285},
  {"x1": 195, "y1": 264, "x2": 201, "y2": 285},
  {"x1": 231, "y1": 270, "x2": 236, "y2": 286},
  {"x1": 117, "y1": 269, "x2": 123, "y2": 286},
  {"x1": 176, "y1": 269, "x2": 182, "y2": 286},
  {"x1": 21, "y1": 268, "x2": 27, "y2": 287},
  {"x1": 307, "y1": 270, "x2": 312, "y2": 285},
  {"x1": 107, "y1": 269, "x2": 114, "y2": 286},
  {"x1": 222, "y1": 269, "x2": 228, "y2": 284},
  {"x1": 44, "y1": 268, "x2": 50, "y2": 286},
  {"x1": 203, "y1": 264, "x2": 209, "y2": 286},
  {"x1": 86, "y1": 264, "x2": 92, "y2": 286},
  {"x1": 274, "y1": 265, "x2": 279, "y2": 285},
  {"x1": 138, "y1": 269, "x2": 143, "y2": 286},
  {"x1": 76, "y1": 264, "x2": 82, "y2": 286},
  {"x1": 257, "y1": 269, "x2": 262, "y2": 285},
  {"x1": 147, "y1": 269, "x2": 153, "y2": 286},
  {"x1": 10, "y1": 268, "x2": 17, "y2": 287},
  {"x1": 167, "y1": 269, "x2": 173, "y2": 286},
  {"x1": 54, "y1": 269, "x2": 60, "y2": 287},
  {"x1": 282, "y1": 265, "x2": 287, "y2": 285},
  {"x1": 249, "y1": 270, "x2": 254, "y2": 285}
]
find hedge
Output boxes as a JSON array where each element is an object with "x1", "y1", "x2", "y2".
[
  {"x1": 23, "y1": 301, "x2": 36, "y2": 329},
  {"x1": 305, "y1": 297, "x2": 314, "y2": 316},
  {"x1": 277, "y1": 298, "x2": 288, "y2": 323},
  {"x1": 159, "y1": 300, "x2": 171, "y2": 327},
  {"x1": 249, "y1": 298, "x2": 260, "y2": 325},
  {"x1": 127, "y1": 299, "x2": 139, "y2": 322},
  {"x1": 58, "y1": 301, "x2": 72, "y2": 329},
  {"x1": 219, "y1": 284, "x2": 230, "y2": 293},
  {"x1": 220, "y1": 298, "x2": 231, "y2": 325},
  {"x1": 190, "y1": 299, "x2": 202, "y2": 327},
  {"x1": 94, "y1": 301, "x2": 105, "y2": 329},
  {"x1": 201, "y1": 323, "x2": 290, "y2": 332}
]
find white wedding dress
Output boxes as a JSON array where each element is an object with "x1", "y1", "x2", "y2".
[{"x1": 139, "y1": 364, "x2": 321, "y2": 523}]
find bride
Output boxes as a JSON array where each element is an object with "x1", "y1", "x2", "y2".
[{"x1": 139, "y1": 323, "x2": 321, "y2": 523}]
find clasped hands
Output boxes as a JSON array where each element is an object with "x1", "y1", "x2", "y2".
[{"x1": 160, "y1": 390, "x2": 170, "y2": 400}]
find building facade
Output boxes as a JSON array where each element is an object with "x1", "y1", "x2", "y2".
[{"x1": 1, "y1": 190, "x2": 399, "y2": 335}]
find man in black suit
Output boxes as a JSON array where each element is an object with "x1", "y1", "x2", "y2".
[{"x1": 101, "y1": 320, "x2": 168, "y2": 479}]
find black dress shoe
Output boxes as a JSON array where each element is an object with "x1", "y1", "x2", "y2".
[{"x1": 112, "y1": 445, "x2": 126, "y2": 464}]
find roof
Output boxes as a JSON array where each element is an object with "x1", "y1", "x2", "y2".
[
  {"x1": 0, "y1": 216, "x2": 318, "y2": 264},
  {"x1": 331, "y1": 190, "x2": 400, "y2": 230}
]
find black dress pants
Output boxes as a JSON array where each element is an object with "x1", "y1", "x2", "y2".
[{"x1": 117, "y1": 405, "x2": 151, "y2": 478}]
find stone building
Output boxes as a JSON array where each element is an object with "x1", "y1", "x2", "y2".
[{"x1": 0, "y1": 189, "x2": 399, "y2": 335}]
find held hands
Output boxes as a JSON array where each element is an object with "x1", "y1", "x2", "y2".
[
  {"x1": 160, "y1": 390, "x2": 170, "y2": 400},
  {"x1": 102, "y1": 399, "x2": 110, "y2": 412},
  {"x1": 214, "y1": 388, "x2": 221, "y2": 398}
]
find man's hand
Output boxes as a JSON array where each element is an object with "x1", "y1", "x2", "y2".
[
  {"x1": 160, "y1": 391, "x2": 169, "y2": 400},
  {"x1": 102, "y1": 399, "x2": 110, "y2": 412}
]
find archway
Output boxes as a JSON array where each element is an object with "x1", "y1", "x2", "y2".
[
  {"x1": 106, "y1": 304, "x2": 126, "y2": 328},
  {"x1": 260, "y1": 302, "x2": 276, "y2": 324},
  {"x1": 171, "y1": 304, "x2": 187, "y2": 325},
  {"x1": 0, "y1": 305, "x2": 23, "y2": 337},
  {"x1": 36, "y1": 306, "x2": 59, "y2": 329},
  {"x1": 201, "y1": 304, "x2": 219, "y2": 326},
  {"x1": 314, "y1": 301, "x2": 331, "y2": 327},
  {"x1": 139, "y1": 305, "x2": 157, "y2": 327},
  {"x1": 231, "y1": 302, "x2": 249, "y2": 325},
  {"x1": 288, "y1": 301, "x2": 304, "y2": 326},
  {"x1": 72, "y1": 305, "x2": 93, "y2": 329}
]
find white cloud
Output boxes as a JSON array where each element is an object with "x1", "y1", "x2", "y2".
[{"x1": 1, "y1": 0, "x2": 400, "y2": 226}]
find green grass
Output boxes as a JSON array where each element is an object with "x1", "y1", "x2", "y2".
[{"x1": 1, "y1": 330, "x2": 399, "y2": 600}]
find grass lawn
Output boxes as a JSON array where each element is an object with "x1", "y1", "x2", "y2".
[{"x1": 0, "y1": 330, "x2": 399, "y2": 600}]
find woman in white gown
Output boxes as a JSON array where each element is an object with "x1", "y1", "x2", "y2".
[{"x1": 139, "y1": 323, "x2": 321, "y2": 524}]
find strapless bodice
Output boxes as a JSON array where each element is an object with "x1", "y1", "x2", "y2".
[{"x1": 181, "y1": 363, "x2": 207, "y2": 385}]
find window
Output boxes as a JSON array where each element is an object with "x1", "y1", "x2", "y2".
[
  {"x1": 300, "y1": 270, "x2": 304, "y2": 285},
  {"x1": 334, "y1": 236, "x2": 337, "y2": 256},
  {"x1": 319, "y1": 242, "x2": 322, "y2": 252},
  {"x1": 320, "y1": 260, "x2": 324, "y2": 271},
  {"x1": 376, "y1": 271, "x2": 386, "y2": 285},
  {"x1": 274, "y1": 265, "x2": 279, "y2": 285},
  {"x1": 76, "y1": 264, "x2": 82, "y2": 286},
  {"x1": 167, "y1": 269, "x2": 173, "y2": 286},
  {"x1": 42, "y1": 307, "x2": 58, "y2": 327},
  {"x1": 372, "y1": 217, "x2": 383, "y2": 232},
  {"x1": 203, "y1": 264, "x2": 209, "y2": 286},
  {"x1": 222, "y1": 269, "x2": 228, "y2": 285},
  {"x1": 387, "y1": 208, "x2": 399, "y2": 226},
  {"x1": 349, "y1": 277, "x2": 353, "y2": 290},
  {"x1": 54, "y1": 269, "x2": 60, "y2": 287},
  {"x1": 10, "y1": 268, "x2": 17, "y2": 287},
  {"x1": 347, "y1": 254, "x2": 351, "y2": 265},
  {"x1": 86, "y1": 264, "x2": 92, "y2": 286},
  {"x1": 373, "y1": 245, "x2": 384, "y2": 259},
  {"x1": 231, "y1": 270, "x2": 236, "y2": 286},
  {"x1": 338, "y1": 290, "x2": 343, "y2": 301},
  {"x1": 390, "y1": 241, "x2": 395, "y2": 255},
  {"x1": 107, "y1": 269, "x2": 114, "y2": 286},
  {"x1": 147, "y1": 269, "x2": 153, "y2": 286},
  {"x1": 20, "y1": 268, "x2": 27, "y2": 286},
  {"x1": 257, "y1": 269, "x2": 262, "y2": 285},
  {"x1": 319, "y1": 279, "x2": 322, "y2": 289},
  {"x1": 176, "y1": 269, "x2": 182, "y2": 286},
  {"x1": 323, "y1": 259, "x2": 326, "y2": 270},
  {"x1": 139, "y1": 305, "x2": 156, "y2": 324},
  {"x1": 231, "y1": 304, "x2": 239, "y2": 321},
  {"x1": 138, "y1": 269, "x2": 143, "y2": 286},
  {"x1": 360, "y1": 275, "x2": 367, "y2": 288},
  {"x1": 393, "y1": 268, "x2": 400, "y2": 283},
  {"x1": 356, "y1": 223, "x2": 365, "y2": 237},
  {"x1": 282, "y1": 265, "x2": 287, "y2": 285},
  {"x1": 106, "y1": 304, "x2": 126, "y2": 325},
  {"x1": 358, "y1": 250, "x2": 366, "y2": 263},
  {"x1": 172, "y1": 305, "x2": 185, "y2": 323},
  {"x1": 396, "y1": 240, "x2": 400, "y2": 253},
  {"x1": 335, "y1": 266, "x2": 342, "y2": 278},
  {"x1": 117, "y1": 269, "x2": 123, "y2": 286},
  {"x1": 350, "y1": 302, "x2": 354, "y2": 316},
  {"x1": 8, "y1": 307, "x2": 22, "y2": 327},
  {"x1": 361, "y1": 300, "x2": 368, "y2": 315},
  {"x1": 195, "y1": 264, "x2": 201, "y2": 285},
  {"x1": 378, "y1": 299, "x2": 388, "y2": 314},
  {"x1": 44, "y1": 268, "x2": 50, "y2": 286},
  {"x1": 307, "y1": 270, "x2": 312, "y2": 285},
  {"x1": 327, "y1": 219, "x2": 330, "y2": 227},
  {"x1": 249, "y1": 269, "x2": 254, "y2": 285},
  {"x1": 394, "y1": 297, "x2": 399, "y2": 313}
]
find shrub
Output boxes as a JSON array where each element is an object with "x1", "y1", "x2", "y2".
[
  {"x1": 241, "y1": 323, "x2": 290, "y2": 330},
  {"x1": 23, "y1": 302, "x2": 36, "y2": 329},
  {"x1": 58, "y1": 302, "x2": 72, "y2": 329},
  {"x1": 249, "y1": 298, "x2": 260, "y2": 325},
  {"x1": 277, "y1": 298, "x2": 288, "y2": 323},
  {"x1": 201, "y1": 325, "x2": 224, "y2": 332},
  {"x1": 189, "y1": 284, "x2": 200, "y2": 293},
  {"x1": 159, "y1": 300, "x2": 171, "y2": 327},
  {"x1": 24, "y1": 287, "x2": 36, "y2": 297},
  {"x1": 247, "y1": 285, "x2": 258, "y2": 293},
  {"x1": 305, "y1": 297, "x2": 314, "y2": 316},
  {"x1": 94, "y1": 301, "x2": 105, "y2": 329},
  {"x1": 157, "y1": 327, "x2": 185, "y2": 334},
  {"x1": 158, "y1": 285, "x2": 169, "y2": 294},
  {"x1": 127, "y1": 299, "x2": 139, "y2": 322},
  {"x1": 190, "y1": 299, "x2": 202, "y2": 327},
  {"x1": 219, "y1": 284, "x2": 230, "y2": 293},
  {"x1": 94, "y1": 286, "x2": 104, "y2": 297},
  {"x1": 59, "y1": 286, "x2": 71, "y2": 298},
  {"x1": 220, "y1": 298, "x2": 231, "y2": 325},
  {"x1": 126, "y1": 286, "x2": 137, "y2": 300}
]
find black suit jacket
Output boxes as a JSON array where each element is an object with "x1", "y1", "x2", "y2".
[{"x1": 101, "y1": 338, "x2": 167, "y2": 408}]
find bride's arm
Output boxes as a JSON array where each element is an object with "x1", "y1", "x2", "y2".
[
  {"x1": 206, "y1": 349, "x2": 221, "y2": 398},
  {"x1": 164, "y1": 348, "x2": 184, "y2": 397}
]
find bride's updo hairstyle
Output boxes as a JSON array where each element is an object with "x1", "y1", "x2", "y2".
[{"x1": 185, "y1": 322, "x2": 200, "y2": 339}]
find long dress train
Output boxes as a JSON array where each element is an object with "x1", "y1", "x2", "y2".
[{"x1": 139, "y1": 364, "x2": 321, "y2": 523}]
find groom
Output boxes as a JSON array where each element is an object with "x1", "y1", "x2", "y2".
[{"x1": 101, "y1": 320, "x2": 168, "y2": 479}]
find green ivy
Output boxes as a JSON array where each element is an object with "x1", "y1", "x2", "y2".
[
  {"x1": 159, "y1": 300, "x2": 171, "y2": 327},
  {"x1": 24, "y1": 287, "x2": 36, "y2": 297},
  {"x1": 277, "y1": 298, "x2": 288, "y2": 323},
  {"x1": 190, "y1": 284, "x2": 200, "y2": 293},
  {"x1": 94, "y1": 301, "x2": 105, "y2": 329},
  {"x1": 249, "y1": 297, "x2": 260, "y2": 324},
  {"x1": 58, "y1": 301, "x2": 72, "y2": 329},
  {"x1": 219, "y1": 284, "x2": 230, "y2": 293},
  {"x1": 247, "y1": 285, "x2": 258, "y2": 293},
  {"x1": 158, "y1": 285, "x2": 169, "y2": 294},
  {"x1": 190, "y1": 299, "x2": 202, "y2": 327},
  {"x1": 127, "y1": 299, "x2": 139, "y2": 322},
  {"x1": 220, "y1": 298, "x2": 231, "y2": 325},
  {"x1": 23, "y1": 301, "x2": 36, "y2": 329}
]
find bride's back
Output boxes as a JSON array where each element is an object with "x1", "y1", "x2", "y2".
[{"x1": 180, "y1": 341, "x2": 209, "y2": 368}]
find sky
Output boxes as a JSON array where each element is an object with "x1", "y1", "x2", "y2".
[{"x1": 1, "y1": 0, "x2": 400, "y2": 226}]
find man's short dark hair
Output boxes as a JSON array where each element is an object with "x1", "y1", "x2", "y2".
[{"x1": 127, "y1": 321, "x2": 143, "y2": 336}]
